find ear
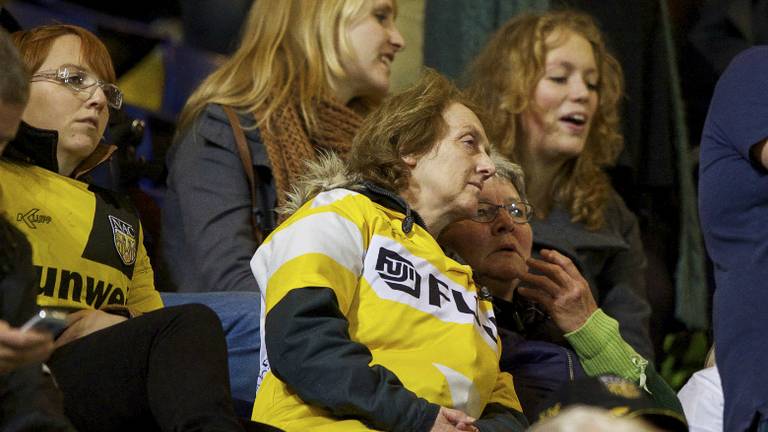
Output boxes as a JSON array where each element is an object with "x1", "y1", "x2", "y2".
[{"x1": 402, "y1": 154, "x2": 418, "y2": 168}]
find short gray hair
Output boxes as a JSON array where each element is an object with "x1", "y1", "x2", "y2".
[
  {"x1": 490, "y1": 151, "x2": 527, "y2": 202},
  {"x1": 0, "y1": 29, "x2": 29, "y2": 107}
]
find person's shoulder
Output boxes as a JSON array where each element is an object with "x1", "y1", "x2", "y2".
[
  {"x1": 0, "y1": 159, "x2": 64, "y2": 186},
  {"x1": 0, "y1": 157, "x2": 28, "y2": 178},
  {"x1": 602, "y1": 189, "x2": 638, "y2": 229},
  {"x1": 87, "y1": 182, "x2": 138, "y2": 213},
  {"x1": 299, "y1": 188, "x2": 374, "y2": 222},
  {"x1": 182, "y1": 103, "x2": 262, "y2": 148}
]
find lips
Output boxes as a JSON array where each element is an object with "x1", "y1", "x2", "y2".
[
  {"x1": 380, "y1": 53, "x2": 395, "y2": 67},
  {"x1": 76, "y1": 117, "x2": 99, "y2": 129},
  {"x1": 559, "y1": 111, "x2": 589, "y2": 133},
  {"x1": 496, "y1": 245, "x2": 517, "y2": 253},
  {"x1": 468, "y1": 181, "x2": 483, "y2": 191}
]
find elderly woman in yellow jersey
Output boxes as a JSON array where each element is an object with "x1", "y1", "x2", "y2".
[{"x1": 250, "y1": 70, "x2": 527, "y2": 431}]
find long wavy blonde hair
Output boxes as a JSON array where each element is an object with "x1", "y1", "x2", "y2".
[
  {"x1": 467, "y1": 10, "x2": 624, "y2": 230},
  {"x1": 178, "y1": 0, "x2": 395, "y2": 135}
]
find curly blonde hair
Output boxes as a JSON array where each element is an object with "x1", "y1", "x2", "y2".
[{"x1": 467, "y1": 10, "x2": 624, "y2": 230}]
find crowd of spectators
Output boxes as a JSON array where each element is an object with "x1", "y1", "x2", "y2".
[{"x1": 1, "y1": 0, "x2": 763, "y2": 431}]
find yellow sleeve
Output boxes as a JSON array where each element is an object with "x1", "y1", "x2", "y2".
[
  {"x1": 488, "y1": 371, "x2": 523, "y2": 413},
  {"x1": 126, "y1": 225, "x2": 163, "y2": 315},
  {"x1": 255, "y1": 192, "x2": 370, "y2": 316}
]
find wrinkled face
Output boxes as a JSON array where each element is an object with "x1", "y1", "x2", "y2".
[
  {"x1": 0, "y1": 102, "x2": 24, "y2": 155},
  {"x1": 406, "y1": 102, "x2": 496, "y2": 222},
  {"x1": 341, "y1": 0, "x2": 405, "y2": 100},
  {"x1": 439, "y1": 177, "x2": 533, "y2": 285},
  {"x1": 23, "y1": 34, "x2": 110, "y2": 173},
  {"x1": 521, "y1": 30, "x2": 598, "y2": 163}
]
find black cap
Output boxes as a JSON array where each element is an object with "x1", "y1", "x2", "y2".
[{"x1": 537, "y1": 375, "x2": 688, "y2": 432}]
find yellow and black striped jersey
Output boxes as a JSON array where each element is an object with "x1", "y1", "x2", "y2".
[
  {"x1": 0, "y1": 160, "x2": 162, "y2": 315},
  {"x1": 250, "y1": 187, "x2": 522, "y2": 431}
]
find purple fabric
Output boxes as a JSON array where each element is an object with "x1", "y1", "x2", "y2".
[{"x1": 699, "y1": 45, "x2": 768, "y2": 432}]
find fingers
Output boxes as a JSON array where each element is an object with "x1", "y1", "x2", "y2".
[
  {"x1": 525, "y1": 256, "x2": 570, "y2": 288},
  {"x1": 516, "y1": 284, "x2": 552, "y2": 308},
  {"x1": 540, "y1": 249, "x2": 582, "y2": 280},
  {"x1": 519, "y1": 249, "x2": 590, "y2": 298},
  {"x1": 456, "y1": 421, "x2": 480, "y2": 431},
  {"x1": 54, "y1": 322, "x2": 82, "y2": 349},
  {"x1": 65, "y1": 309, "x2": 90, "y2": 326},
  {"x1": 434, "y1": 407, "x2": 476, "y2": 432},
  {"x1": 0, "y1": 327, "x2": 51, "y2": 349},
  {"x1": 441, "y1": 407, "x2": 475, "y2": 424},
  {"x1": 0, "y1": 325, "x2": 54, "y2": 372}
]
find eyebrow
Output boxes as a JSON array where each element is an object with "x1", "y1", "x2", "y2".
[
  {"x1": 60, "y1": 63, "x2": 87, "y2": 71},
  {"x1": 546, "y1": 61, "x2": 598, "y2": 76},
  {"x1": 373, "y1": 2, "x2": 394, "y2": 14},
  {"x1": 456, "y1": 125, "x2": 482, "y2": 138}
]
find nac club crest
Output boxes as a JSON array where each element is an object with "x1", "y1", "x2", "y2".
[{"x1": 108, "y1": 215, "x2": 137, "y2": 266}]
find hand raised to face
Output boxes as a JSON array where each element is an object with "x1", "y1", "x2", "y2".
[{"x1": 515, "y1": 248, "x2": 598, "y2": 333}]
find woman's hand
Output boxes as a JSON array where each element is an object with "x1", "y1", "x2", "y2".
[
  {"x1": 0, "y1": 320, "x2": 54, "y2": 373},
  {"x1": 516, "y1": 248, "x2": 598, "y2": 333},
  {"x1": 55, "y1": 310, "x2": 128, "y2": 348},
  {"x1": 431, "y1": 407, "x2": 479, "y2": 432}
]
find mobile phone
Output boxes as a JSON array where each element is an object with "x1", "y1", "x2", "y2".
[{"x1": 20, "y1": 309, "x2": 69, "y2": 337}]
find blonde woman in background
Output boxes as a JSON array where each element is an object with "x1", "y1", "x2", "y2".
[
  {"x1": 162, "y1": 0, "x2": 405, "y2": 295},
  {"x1": 159, "y1": 0, "x2": 404, "y2": 410}
]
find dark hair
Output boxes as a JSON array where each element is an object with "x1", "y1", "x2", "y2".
[{"x1": 0, "y1": 29, "x2": 29, "y2": 106}]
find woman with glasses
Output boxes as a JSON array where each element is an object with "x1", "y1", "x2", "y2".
[
  {"x1": 0, "y1": 24, "x2": 251, "y2": 432},
  {"x1": 439, "y1": 156, "x2": 683, "y2": 423},
  {"x1": 465, "y1": 11, "x2": 654, "y2": 362}
]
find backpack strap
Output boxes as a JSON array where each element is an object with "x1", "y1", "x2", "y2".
[{"x1": 222, "y1": 105, "x2": 266, "y2": 245}]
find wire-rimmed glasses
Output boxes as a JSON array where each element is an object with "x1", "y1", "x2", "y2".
[
  {"x1": 31, "y1": 65, "x2": 123, "y2": 110},
  {"x1": 471, "y1": 200, "x2": 534, "y2": 224}
]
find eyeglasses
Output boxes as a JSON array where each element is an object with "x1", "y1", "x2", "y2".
[
  {"x1": 31, "y1": 66, "x2": 123, "y2": 109},
  {"x1": 471, "y1": 200, "x2": 534, "y2": 224}
]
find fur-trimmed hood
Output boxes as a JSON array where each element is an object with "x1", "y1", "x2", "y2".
[
  {"x1": 278, "y1": 152, "x2": 364, "y2": 216},
  {"x1": 278, "y1": 152, "x2": 426, "y2": 234}
]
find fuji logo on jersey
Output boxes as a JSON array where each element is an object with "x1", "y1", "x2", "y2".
[
  {"x1": 376, "y1": 247, "x2": 422, "y2": 296},
  {"x1": 370, "y1": 242, "x2": 498, "y2": 347}
]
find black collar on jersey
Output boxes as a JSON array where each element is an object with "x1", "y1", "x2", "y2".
[
  {"x1": 360, "y1": 181, "x2": 427, "y2": 234},
  {"x1": 4, "y1": 121, "x2": 117, "y2": 179},
  {"x1": 4, "y1": 121, "x2": 60, "y2": 173}
]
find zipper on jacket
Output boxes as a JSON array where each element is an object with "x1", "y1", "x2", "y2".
[{"x1": 565, "y1": 349, "x2": 575, "y2": 381}]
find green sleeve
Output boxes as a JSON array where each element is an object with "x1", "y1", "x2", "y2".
[
  {"x1": 564, "y1": 309, "x2": 685, "y2": 416},
  {"x1": 564, "y1": 309, "x2": 645, "y2": 382}
]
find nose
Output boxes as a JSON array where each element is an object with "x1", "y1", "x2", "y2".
[
  {"x1": 476, "y1": 150, "x2": 496, "y2": 182},
  {"x1": 492, "y1": 205, "x2": 516, "y2": 235},
  {"x1": 390, "y1": 24, "x2": 405, "y2": 52},
  {"x1": 86, "y1": 85, "x2": 108, "y2": 111},
  {"x1": 570, "y1": 76, "x2": 590, "y2": 103}
]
